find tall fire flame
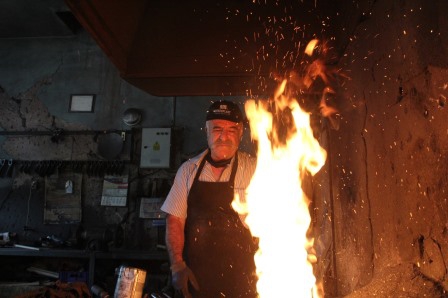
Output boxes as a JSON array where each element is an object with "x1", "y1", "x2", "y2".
[{"x1": 232, "y1": 40, "x2": 328, "y2": 297}]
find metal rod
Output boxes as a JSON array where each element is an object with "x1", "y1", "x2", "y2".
[{"x1": 0, "y1": 129, "x2": 132, "y2": 136}]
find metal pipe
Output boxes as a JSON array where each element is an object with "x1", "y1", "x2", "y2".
[{"x1": 0, "y1": 129, "x2": 132, "y2": 136}]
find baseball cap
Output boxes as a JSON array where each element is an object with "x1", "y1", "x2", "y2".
[{"x1": 206, "y1": 100, "x2": 243, "y2": 123}]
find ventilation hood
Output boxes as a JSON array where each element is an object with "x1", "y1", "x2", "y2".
[{"x1": 65, "y1": 0, "x2": 372, "y2": 96}]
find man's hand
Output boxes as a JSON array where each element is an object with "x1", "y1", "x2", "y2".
[{"x1": 171, "y1": 261, "x2": 199, "y2": 298}]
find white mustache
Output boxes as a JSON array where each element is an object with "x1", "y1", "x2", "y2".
[
  {"x1": 214, "y1": 141, "x2": 235, "y2": 147},
  {"x1": 212, "y1": 142, "x2": 238, "y2": 152}
]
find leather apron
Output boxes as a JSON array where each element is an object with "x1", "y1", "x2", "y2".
[{"x1": 184, "y1": 154, "x2": 258, "y2": 298}]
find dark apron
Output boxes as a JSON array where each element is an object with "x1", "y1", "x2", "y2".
[{"x1": 184, "y1": 154, "x2": 258, "y2": 298}]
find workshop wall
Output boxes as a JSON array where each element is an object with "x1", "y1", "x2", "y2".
[
  {"x1": 3, "y1": 1, "x2": 448, "y2": 297},
  {"x1": 0, "y1": 30, "x2": 250, "y2": 251}
]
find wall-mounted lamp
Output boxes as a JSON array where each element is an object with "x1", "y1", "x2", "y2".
[
  {"x1": 122, "y1": 108, "x2": 142, "y2": 126},
  {"x1": 69, "y1": 94, "x2": 95, "y2": 112}
]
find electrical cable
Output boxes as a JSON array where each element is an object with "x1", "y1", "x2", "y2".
[{"x1": 24, "y1": 180, "x2": 36, "y2": 230}]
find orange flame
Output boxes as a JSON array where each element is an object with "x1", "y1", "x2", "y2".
[{"x1": 232, "y1": 39, "x2": 328, "y2": 297}]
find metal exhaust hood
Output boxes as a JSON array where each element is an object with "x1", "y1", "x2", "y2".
[{"x1": 65, "y1": 0, "x2": 371, "y2": 96}]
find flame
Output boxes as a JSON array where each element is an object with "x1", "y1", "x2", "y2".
[
  {"x1": 232, "y1": 42, "x2": 328, "y2": 296},
  {"x1": 304, "y1": 39, "x2": 319, "y2": 56}
]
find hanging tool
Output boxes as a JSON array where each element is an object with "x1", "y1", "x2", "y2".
[
  {"x1": 0, "y1": 159, "x2": 5, "y2": 177},
  {"x1": 4, "y1": 159, "x2": 13, "y2": 178}
]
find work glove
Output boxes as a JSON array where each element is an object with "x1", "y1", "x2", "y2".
[{"x1": 170, "y1": 261, "x2": 199, "y2": 298}]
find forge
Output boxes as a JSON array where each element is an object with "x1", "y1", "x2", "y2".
[{"x1": 64, "y1": 0, "x2": 448, "y2": 297}]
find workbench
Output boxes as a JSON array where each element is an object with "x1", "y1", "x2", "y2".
[{"x1": 0, "y1": 247, "x2": 169, "y2": 288}]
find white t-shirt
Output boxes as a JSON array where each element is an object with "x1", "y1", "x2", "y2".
[{"x1": 161, "y1": 150, "x2": 257, "y2": 219}]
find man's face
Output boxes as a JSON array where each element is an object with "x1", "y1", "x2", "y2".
[{"x1": 206, "y1": 119, "x2": 243, "y2": 161}]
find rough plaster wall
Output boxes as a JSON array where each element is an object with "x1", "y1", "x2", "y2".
[
  {"x1": 0, "y1": 83, "x2": 96, "y2": 160},
  {"x1": 0, "y1": 32, "x2": 174, "y2": 132},
  {"x1": 0, "y1": 31, "x2": 248, "y2": 250},
  {"x1": 0, "y1": 77, "x2": 132, "y2": 245},
  {"x1": 0, "y1": 32, "x2": 162, "y2": 247},
  {"x1": 331, "y1": 0, "x2": 448, "y2": 296}
]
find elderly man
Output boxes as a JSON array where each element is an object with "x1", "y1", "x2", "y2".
[{"x1": 161, "y1": 100, "x2": 258, "y2": 298}]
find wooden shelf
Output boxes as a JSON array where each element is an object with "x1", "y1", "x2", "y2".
[{"x1": 0, "y1": 247, "x2": 89, "y2": 258}]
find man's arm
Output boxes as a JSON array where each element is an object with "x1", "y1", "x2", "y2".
[
  {"x1": 165, "y1": 214, "x2": 186, "y2": 265},
  {"x1": 166, "y1": 214, "x2": 199, "y2": 297}
]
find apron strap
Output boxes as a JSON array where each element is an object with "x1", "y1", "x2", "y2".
[{"x1": 193, "y1": 150, "x2": 239, "y2": 185}]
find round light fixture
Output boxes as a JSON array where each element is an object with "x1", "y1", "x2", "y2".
[{"x1": 122, "y1": 108, "x2": 142, "y2": 127}]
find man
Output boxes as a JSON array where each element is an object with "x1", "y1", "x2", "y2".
[{"x1": 161, "y1": 100, "x2": 258, "y2": 298}]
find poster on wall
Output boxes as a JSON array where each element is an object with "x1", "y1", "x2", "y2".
[
  {"x1": 100, "y1": 175, "x2": 128, "y2": 207},
  {"x1": 44, "y1": 173, "x2": 82, "y2": 224}
]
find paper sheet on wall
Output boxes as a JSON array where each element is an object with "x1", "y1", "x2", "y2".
[
  {"x1": 44, "y1": 173, "x2": 82, "y2": 224},
  {"x1": 139, "y1": 197, "x2": 166, "y2": 219},
  {"x1": 101, "y1": 175, "x2": 129, "y2": 207}
]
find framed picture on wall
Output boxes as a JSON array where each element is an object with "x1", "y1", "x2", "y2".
[{"x1": 69, "y1": 94, "x2": 95, "y2": 112}]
